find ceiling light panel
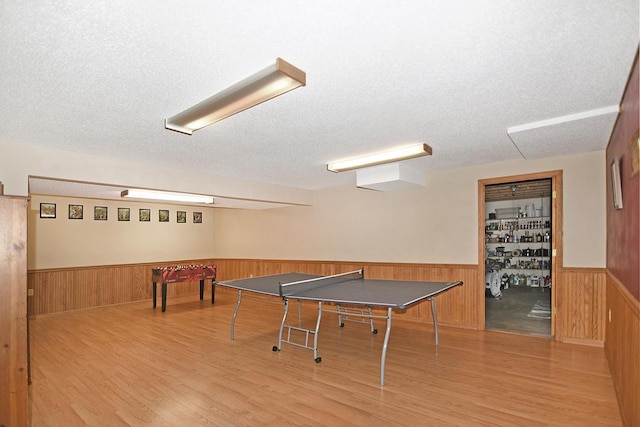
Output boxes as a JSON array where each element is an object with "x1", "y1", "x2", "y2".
[
  {"x1": 121, "y1": 189, "x2": 214, "y2": 204},
  {"x1": 165, "y1": 58, "x2": 306, "y2": 135},
  {"x1": 327, "y1": 143, "x2": 432, "y2": 172}
]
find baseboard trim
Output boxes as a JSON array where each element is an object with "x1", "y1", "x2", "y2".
[{"x1": 561, "y1": 337, "x2": 604, "y2": 348}]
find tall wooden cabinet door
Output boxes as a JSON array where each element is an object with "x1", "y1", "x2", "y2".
[{"x1": 0, "y1": 196, "x2": 28, "y2": 427}]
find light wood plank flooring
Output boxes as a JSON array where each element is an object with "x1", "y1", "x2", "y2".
[{"x1": 28, "y1": 288, "x2": 622, "y2": 426}]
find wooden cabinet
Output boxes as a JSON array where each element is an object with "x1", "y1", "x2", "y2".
[{"x1": 0, "y1": 196, "x2": 28, "y2": 426}]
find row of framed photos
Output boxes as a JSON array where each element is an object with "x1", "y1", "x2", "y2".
[{"x1": 39, "y1": 203, "x2": 203, "y2": 223}]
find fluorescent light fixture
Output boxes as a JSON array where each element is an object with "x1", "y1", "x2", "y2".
[
  {"x1": 165, "y1": 58, "x2": 306, "y2": 135},
  {"x1": 121, "y1": 189, "x2": 214, "y2": 204},
  {"x1": 327, "y1": 143, "x2": 432, "y2": 172}
]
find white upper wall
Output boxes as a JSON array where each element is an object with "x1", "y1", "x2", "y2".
[
  {"x1": 28, "y1": 195, "x2": 217, "y2": 269},
  {"x1": 10, "y1": 139, "x2": 605, "y2": 269},
  {"x1": 212, "y1": 151, "x2": 606, "y2": 268}
]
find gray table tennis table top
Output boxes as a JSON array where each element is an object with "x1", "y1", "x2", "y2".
[
  {"x1": 218, "y1": 272, "x2": 320, "y2": 295},
  {"x1": 217, "y1": 269, "x2": 463, "y2": 386},
  {"x1": 218, "y1": 271, "x2": 462, "y2": 310}
]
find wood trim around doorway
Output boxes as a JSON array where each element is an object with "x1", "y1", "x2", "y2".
[{"x1": 477, "y1": 170, "x2": 563, "y2": 337}]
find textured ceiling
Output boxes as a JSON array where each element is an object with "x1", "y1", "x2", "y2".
[{"x1": 1, "y1": 1, "x2": 638, "y2": 207}]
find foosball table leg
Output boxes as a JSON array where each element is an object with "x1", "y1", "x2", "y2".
[
  {"x1": 162, "y1": 282, "x2": 167, "y2": 312},
  {"x1": 152, "y1": 282, "x2": 157, "y2": 309}
]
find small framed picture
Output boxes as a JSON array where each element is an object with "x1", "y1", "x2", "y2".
[
  {"x1": 193, "y1": 212, "x2": 202, "y2": 223},
  {"x1": 94, "y1": 206, "x2": 108, "y2": 220},
  {"x1": 40, "y1": 203, "x2": 56, "y2": 218},
  {"x1": 139, "y1": 208, "x2": 151, "y2": 222},
  {"x1": 159, "y1": 209, "x2": 169, "y2": 222},
  {"x1": 177, "y1": 211, "x2": 186, "y2": 223},
  {"x1": 611, "y1": 158, "x2": 623, "y2": 210},
  {"x1": 118, "y1": 207, "x2": 130, "y2": 221},
  {"x1": 69, "y1": 204, "x2": 83, "y2": 220}
]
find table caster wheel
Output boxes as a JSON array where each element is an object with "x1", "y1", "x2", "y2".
[
  {"x1": 314, "y1": 357, "x2": 322, "y2": 363},
  {"x1": 372, "y1": 329, "x2": 378, "y2": 334},
  {"x1": 340, "y1": 322, "x2": 345, "y2": 327},
  {"x1": 272, "y1": 346, "x2": 279, "y2": 352}
]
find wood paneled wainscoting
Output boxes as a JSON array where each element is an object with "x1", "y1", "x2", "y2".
[
  {"x1": 28, "y1": 260, "x2": 480, "y2": 329},
  {"x1": 27, "y1": 263, "x2": 204, "y2": 316},
  {"x1": 29, "y1": 260, "x2": 616, "y2": 347},
  {"x1": 556, "y1": 267, "x2": 607, "y2": 345},
  {"x1": 605, "y1": 271, "x2": 640, "y2": 426}
]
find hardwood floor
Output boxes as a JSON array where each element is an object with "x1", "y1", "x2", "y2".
[{"x1": 28, "y1": 288, "x2": 622, "y2": 426}]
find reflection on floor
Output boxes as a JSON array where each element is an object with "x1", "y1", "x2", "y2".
[{"x1": 485, "y1": 284, "x2": 552, "y2": 337}]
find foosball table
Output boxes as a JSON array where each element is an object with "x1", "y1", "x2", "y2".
[{"x1": 152, "y1": 264, "x2": 217, "y2": 312}]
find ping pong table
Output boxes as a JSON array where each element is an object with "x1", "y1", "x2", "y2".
[{"x1": 217, "y1": 269, "x2": 462, "y2": 385}]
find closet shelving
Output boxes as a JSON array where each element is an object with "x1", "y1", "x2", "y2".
[{"x1": 485, "y1": 214, "x2": 551, "y2": 288}]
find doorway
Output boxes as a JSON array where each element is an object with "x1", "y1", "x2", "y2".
[{"x1": 479, "y1": 172, "x2": 561, "y2": 338}]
